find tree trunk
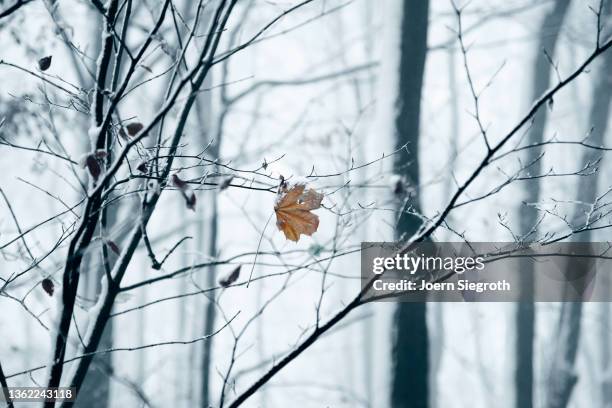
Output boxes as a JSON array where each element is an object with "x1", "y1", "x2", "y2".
[
  {"x1": 75, "y1": 8, "x2": 111, "y2": 407},
  {"x1": 547, "y1": 8, "x2": 612, "y2": 405},
  {"x1": 516, "y1": 2, "x2": 571, "y2": 408},
  {"x1": 546, "y1": 302, "x2": 582, "y2": 408},
  {"x1": 201, "y1": 189, "x2": 218, "y2": 408},
  {"x1": 391, "y1": 2, "x2": 429, "y2": 408},
  {"x1": 361, "y1": 2, "x2": 376, "y2": 405},
  {"x1": 201, "y1": 52, "x2": 218, "y2": 408},
  {"x1": 601, "y1": 300, "x2": 612, "y2": 407}
]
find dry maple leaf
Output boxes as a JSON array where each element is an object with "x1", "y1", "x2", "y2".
[{"x1": 274, "y1": 183, "x2": 323, "y2": 242}]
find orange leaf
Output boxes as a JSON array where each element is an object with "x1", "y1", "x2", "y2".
[{"x1": 274, "y1": 183, "x2": 323, "y2": 242}]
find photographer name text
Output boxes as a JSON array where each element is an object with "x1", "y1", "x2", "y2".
[{"x1": 373, "y1": 279, "x2": 511, "y2": 293}]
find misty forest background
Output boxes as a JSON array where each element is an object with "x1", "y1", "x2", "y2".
[{"x1": 0, "y1": 0, "x2": 611, "y2": 407}]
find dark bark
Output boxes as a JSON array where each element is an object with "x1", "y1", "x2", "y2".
[
  {"x1": 75, "y1": 202, "x2": 118, "y2": 408},
  {"x1": 74, "y1": 6, "x2": 117, "y2": 407},
  {"x1": 516, "y1": 2, "x2": 571, "y2": 408},
  {"x1": 0, "y1": 0, "x2": 32, "y2": 20},
  {"x1": 60, "y1": 4, "x2": 238, "y2": 405},
  {"x1": 45, "y1": 2, "x2": 121, "y2": 403},
  {"x1": 391, "y1": 1, "x2": 429, "y2": 408},
  {"x1": 0, "y1": 360, "x2": 14, "y2": 408}
]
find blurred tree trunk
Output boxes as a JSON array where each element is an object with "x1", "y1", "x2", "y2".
[
  {"x1": 76, "y1": 7, "x2": 111, "y2": 408},
  {"x1": 200, "y1": 4, "x2": 255, "y2": 404},
  {"x1": 200, "y1": 172, "x2": 217, "y2": 408},
  {"x1": 547, "y1": 10, "x2": 612, "y2": 406},
  {"x1": 77, "y1": 212, "x2": 116, "y2": 408},
  {"x1": 441, "y1": 33, "x2": 460, "y2": 239},
  {"x1": 429, "y1": 35, "x2": 461, "y2": 408},
  {"x1": 171, "y1": 3, "x2": 216, "y2": 406},
  {"x1": 201, "y1": 43, "x2": 220, "y2": 408},
  {"x1": 516, "y1": 2, "x2": 570, "y2": 408},
  {"x1": 546, "y1": 301, "x2": 582, "y2": 408},
  {"x1": 391, "y1": 1, "x2": 429, "y2": 408},
  {"x1": 601, "y1": 300, "x2": 612, "y2": 407},
  {"x1": 360, "y1": 2, "x2": 376, "y2": 405}
]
